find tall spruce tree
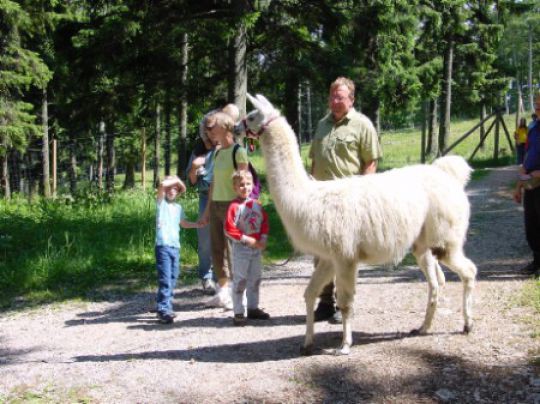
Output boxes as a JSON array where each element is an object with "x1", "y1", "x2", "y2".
[{"x1": 0, "y1": 0, "x2": 51, "y2": 198}]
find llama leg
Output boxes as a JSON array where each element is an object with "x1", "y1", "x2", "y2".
[
  {"x1": 435, "y1": 261, "x2": 446, "y2": 288},
  {"x1": 439, "y1": 249, "x2": 477, "y2": 333},
  {"x1": 334, "y1": 260, "x2": 357, "y2": 355},
  {"x1": 301, "y1": 258, "x2": 334, "y2": 356},
  {"x1": 412, "y1": 249, "x2": 440, "y2": 335}
]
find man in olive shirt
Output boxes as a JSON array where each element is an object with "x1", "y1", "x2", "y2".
[{"x1": 309, "y1": 76, "x2": 382, "y2": 323}]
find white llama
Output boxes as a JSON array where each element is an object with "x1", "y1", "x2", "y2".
[{"x1": 241, "y1": 94, "x2": 477, "y2": 356}]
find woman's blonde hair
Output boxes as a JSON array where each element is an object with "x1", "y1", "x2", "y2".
[
  {"x1": 199, "y1": 103, "x2": 239, "y2": 141},
  {"x1": 205, "y1": 111, "x2": 235, "y2": 133}
]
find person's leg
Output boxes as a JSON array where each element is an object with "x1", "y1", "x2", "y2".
[
  {"x1": 318, "y1": 282, "x2": 335, "y2": 306},
  {"x1": 208, "y1": 201, "x2": 232, "y2": 308},
  {"x1": 210, "y1": 202, "x2": 230, "y2": 286},
  {"x1": 523, "y1": 188, "x2": 540, "y2": 272},
  {"x1": 231, "y1": 243, "x2": 250, "y2": 315},
  {"x1": 246, "y1": 250, "x2": 262, "y2": 310},
  {"x1": 155, "y1": 245, "x2": 172, "y2": 314},
  {"x1": 246, "y1": 249, "x2": 269, "y2": 320},
  {"x1": 517, "y1": 144, "x2": 524, "y2": 165},
  {"x1": 313, "y1": 257, "x2": 338, "y2": 321},
  {"x1": 169, "y1": 246, "x2": 180, "y2": 313},
  {"x1": 197, "y1": 193, "x2": 213, "y2": 281}
]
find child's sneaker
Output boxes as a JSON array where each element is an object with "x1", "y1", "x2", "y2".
[
  {"x1": 233, "y1": 314, "x2": 246, "y2": 326},
  {"x1": 247, "y1": 308, "x2": 270, "y2": 320},
  {"x1": 157, "y1": 312, "x2": 175, "y2": 324}
]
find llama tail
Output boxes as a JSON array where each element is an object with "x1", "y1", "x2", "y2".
[{"x1": 432, "y1": 155, "x2": 472, "y2": 187}]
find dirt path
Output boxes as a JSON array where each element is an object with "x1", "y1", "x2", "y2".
[{"x1": 1, "y1": 166, "x2": 539, "y2": 403}]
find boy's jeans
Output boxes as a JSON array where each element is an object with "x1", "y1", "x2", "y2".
[
  {"x1": 155, "y1": 245, "x2": 180, "y2": 314},
  {"x1": 197, "y1": 192, "x2": 213, "y2": 281}
]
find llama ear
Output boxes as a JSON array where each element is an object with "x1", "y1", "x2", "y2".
[
  {"x1": 247, "y1": 93, "x2": 263, "y2": 112},
  {"x1": 255, "y1": 94, "x2": 275, "y2": 112}
]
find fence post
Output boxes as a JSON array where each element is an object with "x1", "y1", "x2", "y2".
[{"x1": 493, "y1": 112, "x2": 500, "y2": 162}]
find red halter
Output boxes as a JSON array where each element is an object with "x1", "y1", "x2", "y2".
[{"x1": 243, "y1": 115, "x2": 281, "y2": 138}]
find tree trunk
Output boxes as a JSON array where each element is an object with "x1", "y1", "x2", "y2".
[
  {"x1": 516, "y1": 76, "x2": 524, "y2": 128},
  {"x1": 164, "y1": 95, "x2": 172, "y2": 176},
  {"x1": 177, "y1": 33, "x2": 189, "y2": 178},
  {"x1": 41, "y1": 87, "x2": 50, "y2": 198},
  {"x1": 438, "y1": 39, "x2": 454, "y2": 155},
  {"x1": 0, "y1": 151, "x2": 9, "y2": 199},
  {"x1": 154, "y1": 103, "x2": 161, "y2": 189},
  {"x1": 284, "y1": 73, "x2": 300, "y2": 146},
  {"x1": 8, "y1": 149, "x2": 22, "y2": 194},
  {"x1": 306, "y1": 82, "x2": 313, "y2": 142},
  {"x1": 105, "y1": 122, "x2": 115, "y2": 194},
  {"x1": 25, "y1": 152, "x2": 38, "y2": 198},
  {"x1": 297, "y1": 83, "x2": 302, "y2": 143},
  {"x1": 426, "y1": 98, "x2": 439, "y2": 157},
  {"x1": 229, "y1": 11, "x2": 247, "y2": 116},
  {"x1": 123, "y1": 161, "x2": 136, "y2": 189},
  {"x1": 69, "y1": 137, "x2": 77, "y2": 195},
  {"x1": 374, "y1": 105, "x2": 381, "y2": 137},
  {"x1": 98, "y1": 121, "x2": 105, "y2": 191},
  {"x1": 52, "y1": 138, "x2": 57, "y2": 197},
  {"x1": 528, "y1": 25, "x2": 534, "y2": 111},
  {"x1": 421, "y1": 100, "x2": 428, "y2": 163},
  {"x1": 141, "y1": 127, "x2": 147, "y2": 190},
  {"x1": 1, "y1": 117, "x2": 10, "y2": 199}
]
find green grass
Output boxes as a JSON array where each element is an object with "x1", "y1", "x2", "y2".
[
  {"x1": 517, "y1": 278, "x2": 540, "y2": 339},
  {"x1": 377, "y1": 113, "x2": 517, "y2": 170},
  {"x1": 0, "y1": 190, "x2": 201, "y2": 308},
  {"x1": 0, "y1": 113, "x2": 524, "y2": 309}
]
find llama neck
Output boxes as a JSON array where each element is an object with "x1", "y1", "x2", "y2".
[{"x1": 259, "y1": 118, "x2": 311, "y2": 197}]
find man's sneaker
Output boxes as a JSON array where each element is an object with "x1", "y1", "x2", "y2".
[
  {"x1": 329, "y1": 308, "x2": 343, "y2": 324},
  {"x1": 519, "y1": 262, "x2": 540, "y2": 275},
  {"x1": 247, "y1": 308, "x2": 270, "y2": 320},
  {"x1": 314, "y1": 302, "x2": 336, "y2": 322},
  {"x1": 157, "y1": 312, "x2": 175, "y2": 324},
  {"x1": 233, "y1": 314, "x2": 247, "y2": 326},
  {"x1": 202, "y1": 279, "x2": 216, "y2": 295}
]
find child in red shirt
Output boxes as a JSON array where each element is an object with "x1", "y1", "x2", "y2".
[{"x1": 225, "y1": 170, "x2": 270, "y2": 326}]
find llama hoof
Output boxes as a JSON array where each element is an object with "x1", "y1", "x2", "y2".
[
  {"x1": 463, "y1": 324, "x2": 473, "y2": 334},
  {"x1": 409, "y1": 327, "x2": 427, "y2": 336},
  {"x1": 334, "y1": 345, "x2": 350, "y2": 356},
  {"x1": 300, "y1": 344, "x2": 313, "y2": 356}
]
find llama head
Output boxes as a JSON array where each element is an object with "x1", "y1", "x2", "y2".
[{"x1": 235, "y1": 93, "x2": 280, "y2": 139}]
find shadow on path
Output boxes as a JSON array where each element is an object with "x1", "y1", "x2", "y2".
[{"x1": 72, "y1": 331, "x2": 411, "y2": 364}]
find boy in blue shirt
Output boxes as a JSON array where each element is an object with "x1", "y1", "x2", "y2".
[{"x1": 155, "y1": 176, "x2": 201, "y2": 323}]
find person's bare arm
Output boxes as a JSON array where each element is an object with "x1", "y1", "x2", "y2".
[
  {"x1": 157, "y1": 176, "x2": 181, "y2": 202},
  {"x1": 236, "y1": 162, "x2": 248, "y2": 171},
  {"x1": 188, "y1": 156, "x2": 206, "y2": 185},
  {"x1": 199, "y1": 181, "x2": 213, "y2": 226},
  {"x1": 362, "y1": 160, "x2": 377, "y2": 175},
  {"x1": 181, "y1": 219, "x2": 202, "y2": 229}
]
